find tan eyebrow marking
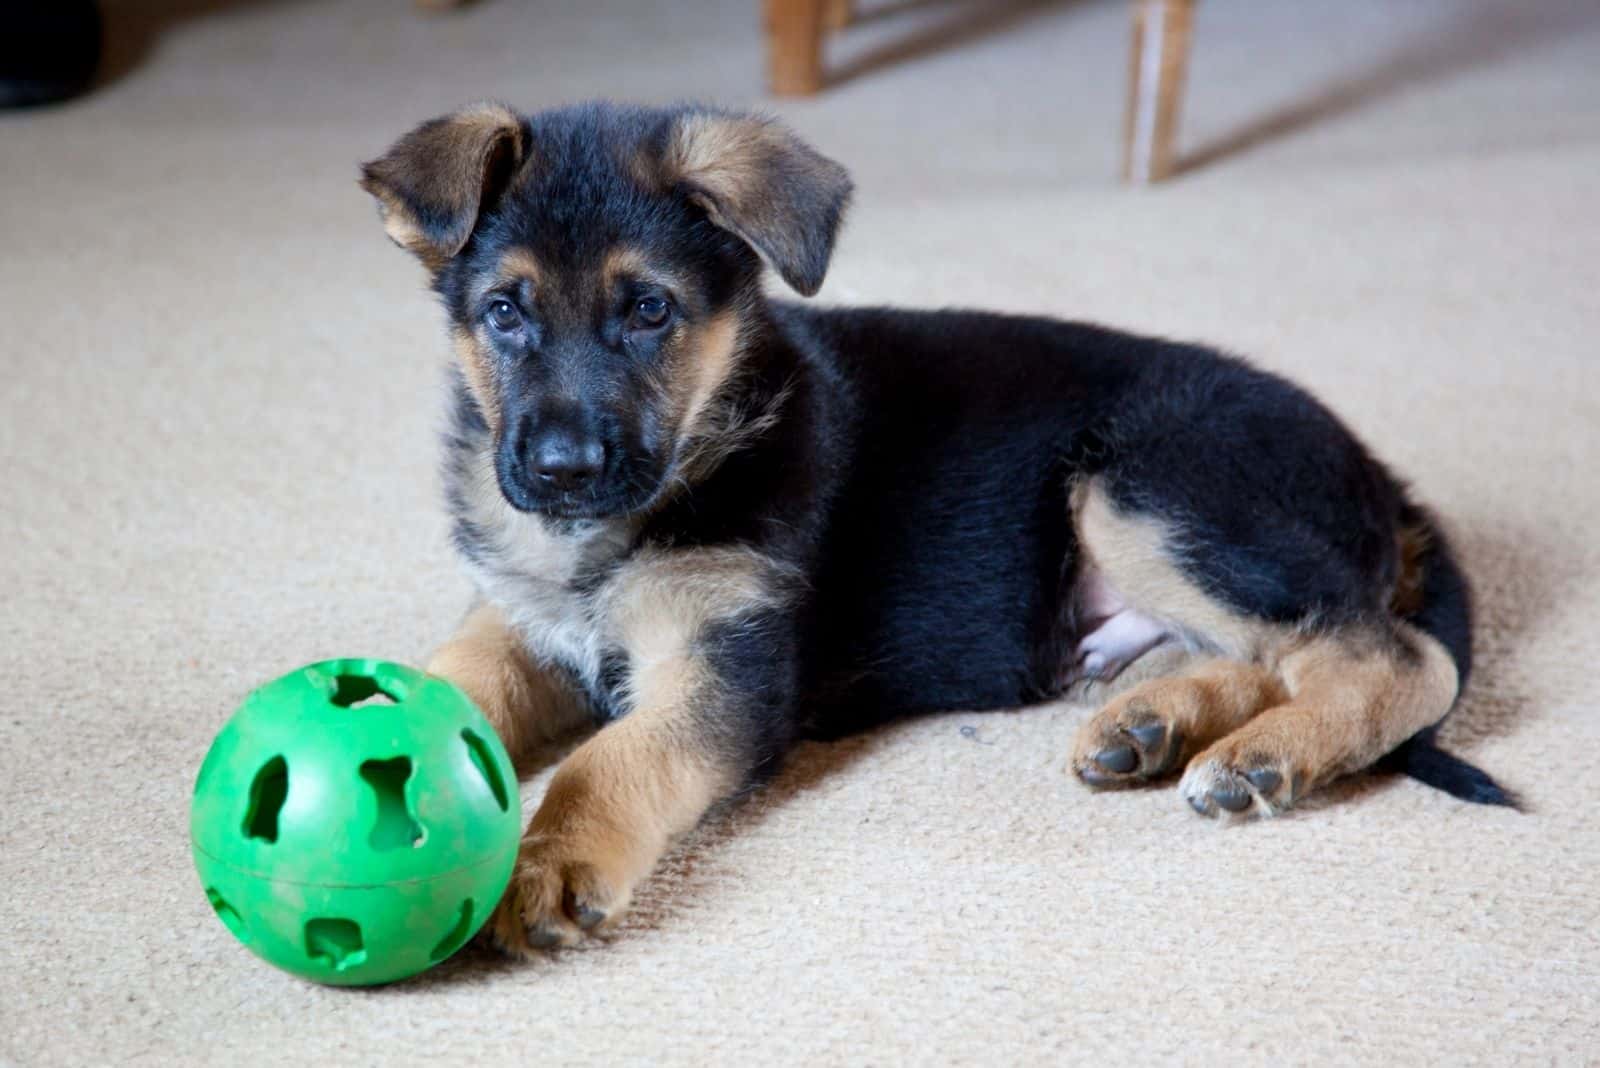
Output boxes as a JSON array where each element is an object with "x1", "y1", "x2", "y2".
[
  {"x1": 602, "y1": 247, "x2": 686, "y2": 296},
  {"x1": 496, "y1": 247, "x2": 543, "y2": 288}
]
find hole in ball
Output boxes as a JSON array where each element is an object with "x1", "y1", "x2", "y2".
[
  {"x1": 359, "y1": 756, "x2": 425, "y2": 850},
  {"x1": 329, "y1": 674, "x2": 400, "y2": 709},
  {"x1": 461, "y1": 728, "x2": 510, "y2": 813},
  {"x1": 304, "y1": 918, "x2": 367, "y2": 972},
  {"x1": 428, "y1": 899, "x2": 476, "y2": 963},
  {"x1": 205, "y1": 888, "x2": 248, "y2": 942},
  {"x1": 242, "y1": 755, "x2": 289, "y2": 843}
]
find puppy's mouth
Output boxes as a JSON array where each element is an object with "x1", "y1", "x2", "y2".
[
  {"x1": 498, "y1": 482, "x2": 627, "y2": 521},
  {"x1": 494, "y1": 465, "x2": 665, "y2": 521},
  {"x1": 518, "y1": 496, "x2": 633, "y2": 521}
]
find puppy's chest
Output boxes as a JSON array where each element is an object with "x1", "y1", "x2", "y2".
[{"x1": 462, "y1": 507, "x2": 635, "y2": 702}]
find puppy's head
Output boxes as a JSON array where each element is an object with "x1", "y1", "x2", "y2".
[{"x1": 360, "y1": 102, "x2": 851, "y2": 520}]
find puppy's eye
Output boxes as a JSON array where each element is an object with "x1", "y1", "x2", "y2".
[
  {"x1": 631, "y1": 296, "x2": 671, "y2": 331},
  {"x1": 487, "y1": 299, "x2": 522, "y2": 332}
]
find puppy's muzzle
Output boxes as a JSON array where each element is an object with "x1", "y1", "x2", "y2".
[
  {"x1": 498, "y1": 411, "x2": 608, "y2": 511},
  {"x1": 527, "y1": 426, "x2": 604, "y2": 493}
]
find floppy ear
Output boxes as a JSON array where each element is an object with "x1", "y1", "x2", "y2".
[
  {"x1": 661, "y1": 112, "x2": 852, "y2": 296},
  {"x1": 359, "y1": 103, "x2": 527, "y2": 269}
]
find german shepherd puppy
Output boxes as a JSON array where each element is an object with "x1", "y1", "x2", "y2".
[{"x1": 360, "y1": 102, "x2": 1510, "y2": 957}]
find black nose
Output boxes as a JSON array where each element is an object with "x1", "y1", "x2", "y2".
[{"x1": 530, "y1": 430, "x2": 604, "y2": 492}]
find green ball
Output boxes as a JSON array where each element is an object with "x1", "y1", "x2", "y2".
[{"x1": 190, "y1": 659, "x2": 521, "y2": 986}]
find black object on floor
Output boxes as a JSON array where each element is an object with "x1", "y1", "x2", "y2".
[{"x1": 1, "y1": 1, "x2": 103, "y2": 108}]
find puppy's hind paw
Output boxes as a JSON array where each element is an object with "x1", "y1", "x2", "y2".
[{"x1": 1178, "y1": 753, "x2": 1296, "y2": 819}]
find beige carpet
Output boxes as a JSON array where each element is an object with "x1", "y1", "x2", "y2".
[{"x1": 3, "y1": 0, "x2": 1599, "y2": 1062}]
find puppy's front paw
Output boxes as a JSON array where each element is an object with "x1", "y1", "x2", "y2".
[
  {"x1": 1072, "y1": 695, "x2": 1187, "y2": 787},
  {"x1": 487, "y1": 832, "x2": 638, "y2": 958},
  {"x1": 1071, "y1": 673, "x2": 1229, "y2": 786}
]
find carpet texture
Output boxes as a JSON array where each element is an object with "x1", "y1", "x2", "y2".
[{"x1": 3, "y1": 0, "x2": 1598, "y2": 1063}]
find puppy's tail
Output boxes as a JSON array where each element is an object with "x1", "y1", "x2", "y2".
[
  {"x1": 1381, "y1": 728, "x2": 1514, "y2": 806},
  {"x1": 1378, "y1": 506, "x2": 1516, "y2": 808}
]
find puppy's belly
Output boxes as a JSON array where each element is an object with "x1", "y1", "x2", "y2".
[{"x1": 1065, "y1": 567, "x2": 1173, "y2": 684}]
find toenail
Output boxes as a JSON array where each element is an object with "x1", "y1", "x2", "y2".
[
  {"x1": 1187, "y1": 793, "x2": 1213, "y2": 816},
  {"x1": 574, "y1": 904, "x2": 607, "y2": 930},
  {"x1": 1093, "y1": 745, "x2": 1138, "y2": 774}
]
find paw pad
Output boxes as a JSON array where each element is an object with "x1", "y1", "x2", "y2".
[
  {"x1": 1180, "y1": 758, "x2": 1295, "y2": 819},
  {"x1": 525, "y1": 925, "x2": 567, "y2": 950},
  {"x1": 1208, "y1": 784, "x2": 1253, "y2": 812},
  {"x1": 1243, "y1": 768, "x2": 1282, "y2": 795},
  {"x1": 1076, "y1": 712, "x2": 1184, "y2": 787},
  {"x1": 1091, "y1": 745, "x2": 1138, "y2": 775},
  {"x1": 1126, "y1": 722, "x2": 1168, "y2": 753}
]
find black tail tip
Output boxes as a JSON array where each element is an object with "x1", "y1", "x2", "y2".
[{"x1": 1383, "y1": 736, "x2": 1518, "y2": 809}]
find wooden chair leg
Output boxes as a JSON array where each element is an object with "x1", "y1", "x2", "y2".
[
  {"x1": 766, "y1": 0, "x2": 827, "y2": 96},
  {"x1": 824, "y1": 0, "x2": 854, "y2": 31},
  {"x1": 1122, "y1": 0, "x2": 1196, "y2": 183}
]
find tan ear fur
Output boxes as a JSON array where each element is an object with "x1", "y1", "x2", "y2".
[
  {"x1": 359, "y1": 102, "x2": 527, "y2": 269},
  {"x1": 661, "y1": 112, "x2": 852, "y2": 296}
]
